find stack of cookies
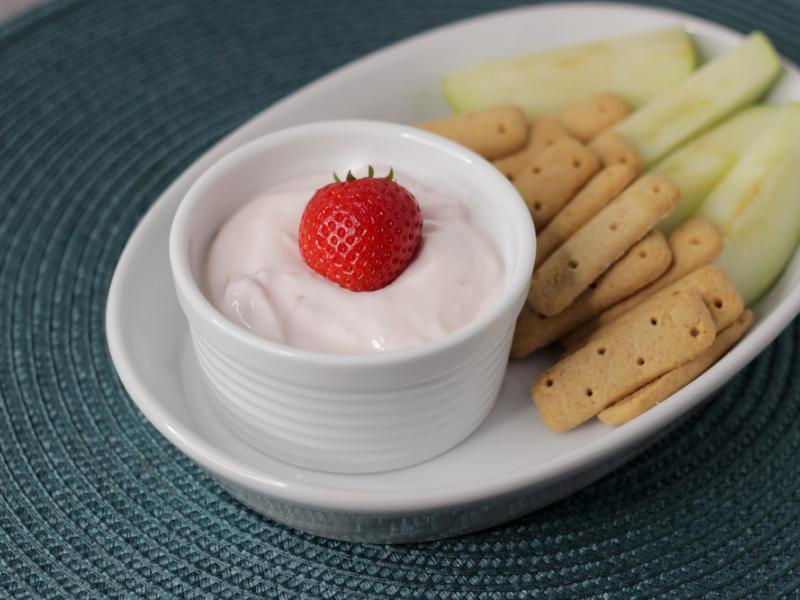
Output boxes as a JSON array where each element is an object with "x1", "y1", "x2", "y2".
[{"x1": 417, "y1": 96, "x2": 752, "y2": 431}]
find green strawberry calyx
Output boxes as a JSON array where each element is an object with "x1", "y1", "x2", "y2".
[{"x1": 333, "y1": 165, "x2": 394, "y2": 183}]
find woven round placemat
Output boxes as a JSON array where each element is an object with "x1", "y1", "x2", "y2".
[{"x1": 2, "y1": 0, "x2": 799, "y2": 597}]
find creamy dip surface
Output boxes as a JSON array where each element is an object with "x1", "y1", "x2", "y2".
[{"x1": 204, "y1": 169, "x2": 505, "y2": 354}]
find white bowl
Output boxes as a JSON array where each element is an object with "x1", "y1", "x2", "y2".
[
  {"x1": 168, "y1": 120, "x2": 536, "y2": 474},
  {"x1": 108, "y1": 4, "x2": 800, "y2": 543}
]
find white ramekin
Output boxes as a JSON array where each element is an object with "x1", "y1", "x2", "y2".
[{"x1": 169, "y1": 120, "x2": 535, "y2": 474}]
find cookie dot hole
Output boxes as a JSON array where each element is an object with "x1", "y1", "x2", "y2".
[
  {"x1": 533, "y1": 201, "x2": 542, "y2": 211},
  {"x1": 568, "y1": 260, "x2": 579, "y2": 269},
  {"x1": 586, "y1": 388, "x2": 593, "y2": 397},
  {"x1": 639, "y1": 250, "x2": 647, "y2": 258},
  {"x1": 597, "y1": 347, "x2": 606, "y2": 355},
  {"x1": 545, "y1": 138, "x2": 555, "y2": 147},
  {"x1": 650, "y1": 317, "x2": 658, "y2": 326},
  {"x1": 713, "y1": 298, "x2": 723, "y2": 309},
  {"x1": 652, "y1": 185, "x2": 661, "y2": 194},
  {"x1": 619, "y1": 157, "x2": 628, "y2": 164},
  {"x1": 637, "y1": 357, "x2": 645, "y2": 366},
  {"x1": 532, "y1": 166, "x2": 541, "y2": 174},
  {"x1": 609, "y1": 222, "x2": 618, "y2": 231},
  {"x1": 497, "y1": 124, "x2": 506, "y2": 135},
  {"x1": 690, "y1": 327, "x2": 700, "y2": 338},
  {"x1": 573, "y1": 159, "x2": 582, "y2": 169},
  {"x1": 545, "y1": 379, "x2": 554, "y2": 387},
  {"x1": 690, "y1": 237, "x2": 700, "y2": 246}
]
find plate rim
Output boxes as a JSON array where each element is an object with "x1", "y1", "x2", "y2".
[{"x1": 106, "y1": 1, "x2": 800, "y2": 514}]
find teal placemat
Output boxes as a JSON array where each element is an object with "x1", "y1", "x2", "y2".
[{"x1": 2, "y1": 0, "x2": 799, "y2": 597}]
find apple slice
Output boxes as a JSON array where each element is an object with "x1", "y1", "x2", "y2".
[
  {"x1": 715, "y1": 143, "x2": 800, "y2": 305},
  {"x1": 612, "y1": 32, "x2": 782, "y2": 164},
  {"x1": 698, "y1": 103, "x2": 800, "y2": 232},
  {"x1": 443, "y1": 28, "x2": 696, "y2": 117},
  {"x1": 650, "y1": 105, "x2": 779, "y2": 233}
]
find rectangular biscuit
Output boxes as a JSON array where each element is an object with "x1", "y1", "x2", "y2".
[
  {"x1": 528, "y1": 174, "x2": 680, "y2": 316},
  {"x1": 533, "y1": 289, "x2": 716, "y2": 432},
  {"x1": 512, "y1": 231, "x2": 670, "y2": 358},
  {"x1": 416, "y1": 105, "x2": 528, "y2": 160},
  {"x1": 556, "y1": 93, "x2": 631, "y2": 142},
  {"x1": 596, "y1": 218, "x2": 723, "y2": 324},
  {"x1": 589, "y1": 131, "x2": 644, "y2": 175},
  {"x1": 512, "y1": 137, "x2": 600, "y2": 228},
  {"x1": 492, "y1": 119, "x2": 573, "y2": 179},
  {"x1": 573, "y1": 265, "x2": 744, "y2": 350},
  {"x1": 535, "y1": 163, "x2": 638, "y2": 267},
  {"x1": 562, "y1": 218, "x2": 723, "y2": 347},
  {"x1": 598, "y1": 310, "x2": 753, "y2": 426}
]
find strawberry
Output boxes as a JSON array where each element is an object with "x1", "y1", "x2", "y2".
[{"x1": 298, "y1": 167, "x2": 423, "y2": 292}]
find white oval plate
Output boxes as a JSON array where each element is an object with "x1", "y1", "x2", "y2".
[{"x1": 106, "y1": 3, "x2": 800, "y2": 543}]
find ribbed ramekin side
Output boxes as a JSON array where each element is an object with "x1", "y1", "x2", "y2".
[{"x1": 189, "y1": 324, "x2": 514, "y2": 473}]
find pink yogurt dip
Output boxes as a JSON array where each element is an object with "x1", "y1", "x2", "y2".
[{"x1": 204, "y1": 169, "x2": 504, "y2": 354}]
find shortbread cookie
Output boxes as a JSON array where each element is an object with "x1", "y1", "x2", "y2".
[
  {"x1": 562, "y1": 218, "x2": 723, "y2": 346},
  {"x1": 528, "y1": 174, "x2": 680, "y2": 316},
  {"x1": 417, "y1": 105, "x2": 528, "y2": 159},
  {"x1": 598, "y1": 218, "x2": 723, "y2": 323},
  {"x1": 492, "y1": 119, "x2": 574, "y2": 180},
  {"x1": 575, "y1": 265, "x2": 744, "y2": 350},
  {"x1": 535, "y1": 163, "x2": 638, "y2": 267},
  {"x1": 533, "y1": 290, "x2": 716, "y2": 432},
  {"x1": 556, "y1": 93, "x2": 631, "y2": 142},
  {"x1": 512, "y1": 231, "x2": 670, "y2": 357},
  {"x1": 513, "y1": 137, "x2": 600, "y2": 227},
  {"x1": 589, "y1": 131, "x2": 644, "y2": 174},
  {"x1": 598, "y1": 310, "x2": 752, "y2": 426}
]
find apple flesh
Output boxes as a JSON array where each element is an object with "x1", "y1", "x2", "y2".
[
  {"x1": 651, "y1": 105, "x2": 779, "y2": 233},
  {"x1": 443, "y1": 28, "x2": 696, "y2": 118}
]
